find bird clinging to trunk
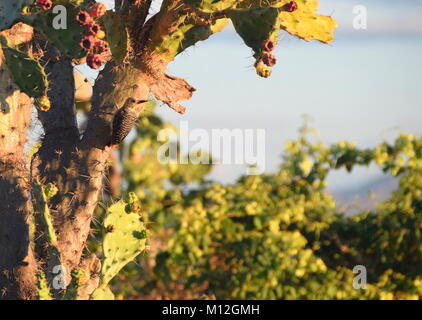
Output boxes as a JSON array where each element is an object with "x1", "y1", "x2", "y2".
[{"x1": 110, "y1": 97, "x2": 148, "y2": 148}]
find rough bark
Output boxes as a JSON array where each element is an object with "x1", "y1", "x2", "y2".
[{"x1": 0, "y1": 24, "x2": 38, "y2": 299}]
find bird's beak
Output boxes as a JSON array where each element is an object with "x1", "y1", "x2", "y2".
[{"x1": 136, "y1": 99, "x2": 149, "y2": 104}]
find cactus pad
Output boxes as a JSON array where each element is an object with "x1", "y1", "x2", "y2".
[
  {"x1": 151, "y1": 17, "x2": 229, "y2": 62},
  {"x1": 182, "y1": 0, "x2": 240, "y2": 13},
  {"x1": 0, "y1": 0, "x2": 28, "y2": 31},
  {"x1": 229, "y1": 7, "x2": 280, "y2": 53},
  {"x1": 1, "y1": 36, "x2": 48, "y2": 99},
  {"x1": 278, "y1": 0, "x2": 337, "y2": 43},
  {"x1": 90, "y1": 286, "x2": 115, "y2": 300},
  {"x1": 32, "y1": 4, "x2": 87, "y2": 58},
  {"x1": 236, "y1": 0, "x2": 288, "y2": 8},
  {"x1": 229, "y1": 7, "x2": 280, "y2": 77},
  {"x1": 228, "y1": 0, "x2": 336, "y2": 77},
  {"x1": 100, "y1": 11, "x2": 128, "y2": 64},
  {"x1": 91, "y1": 195, "x2": 147, "y2": 299}
]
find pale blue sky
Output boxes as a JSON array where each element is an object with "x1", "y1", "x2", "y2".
[{"x1": 91, "y1": 1, "x2": 422, "y2": 190}]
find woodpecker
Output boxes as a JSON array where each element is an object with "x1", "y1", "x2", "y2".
[{"x1": 110, "y1": 98, "x2": 148, "y2": 147}]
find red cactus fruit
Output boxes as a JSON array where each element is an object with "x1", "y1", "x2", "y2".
[
  {"x1": 86, "y1": 54, "x2": 103, "y2": 70},
  {"x1": 36, "y1": 0, "x2": 53, "y2": 10},
  {"x1": 262, "y1": 53, "x2": 277, "y2": 67},
  {"x1": 90, "y1": 2, "x2": 107, "y2": 18},
  {"x1": 80, "y1": 36, "x2": 95, "y2": 50},
  {"x1": 285, "y1": 1, "x2": 298, "y2": 12},
  {"x1": 261, "y1": 40, "x2": 275, "y2": 52},
  {"x1": 76, "y1": 11, "x2": 91, "y2": 25},
  {"x1": 86, "y1": 22, "x2": 101, "y2": 36},
  {"x1": 94, "y1": 40, "x2": 109, "y2": 54}
]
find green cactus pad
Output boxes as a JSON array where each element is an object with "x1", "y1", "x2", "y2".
[
  {"x1": 229, "y1": 0, "x2": 337, "y2": 77},
  {"x1": 90, "y1": 286, "x2": 115, "y2": 300},
  {"x1": 31, "y1": 4, "x2": 87, "y2": 58},
  {"x1": 97, "y1": 199, "x2": 147, "y2": 287},
  {"x1": 1, "y1": 37, "x2": 48, "y2": 99},
  {"x1": 0, "y1": 0, "x2": 28, "y2": 31},
  {"x1": 229, "y1": 7, "x2": 280, "y2": 77},
  {"x1": 100, "y1": 11, "x2": 128, "y2": 64},
  {"x1": 90, "y1": 198, "x2": 147, "y2": 300},
  {"x1": 152, "y1": 17, "x2": 229, "y2": 61},
  {"x1": 236, "y1": 0, "x2": 288, "y2": 9},
  {"x1": 278, "y1": 0, "x2": 337, "y2": 43},
  {"x1": 229, "y1": 7, "x2": 280, "y2": 53},
  {"x1": 182, "y1": 0, "x2": 240, "y2": 13}
]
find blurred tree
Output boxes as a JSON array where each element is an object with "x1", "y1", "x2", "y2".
[{"x1": 113, "y1": 116, "x2": 421, "y2": 300}]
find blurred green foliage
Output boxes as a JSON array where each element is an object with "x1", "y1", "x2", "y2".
[{"x1": 103, "y1": 107, "x2": 421, "y2": 300}]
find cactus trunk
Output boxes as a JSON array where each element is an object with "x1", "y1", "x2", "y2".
[{"x1": 0, "y1": 23, "x2": 38, "y2": 300}]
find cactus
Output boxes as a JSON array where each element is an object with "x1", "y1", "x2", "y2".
[
  {"x1": 180, "y1": 18, "x2": 229, "y2": 53},
  {"x1": 149, "y1": 15, "x2": 229, "y2": 62},
  {"x1": 146, "y1": 0, "x2": 336, "y2": 77},
  {"x1": 36, "y1": 271, "x2": 52, "y2": 300},
  {"x1": 86, "y1": 53, "x2": 103, "y2": 69},
  {"x1": 90, "y1": 2, "x2": 107, "y2": 19},
  {"x1": 277, "y1": 0, "x2": 337, "y2": 43},
  {"x1": 144, "y1": 1, "x2": 228, "y2": 63},
  {"x1": 63, "y1": 268, "x2": 87, "y2": 300},
  {"x1": 99, "y1": 11, "x2": 128, "y2": 64},
  {"x1": 227, "y1": 0, "x2": 336, "y2": 77},
  {"x1": 30, "y1": 3, "x2": 87, "y2": 58},
  {"x1": 0, "y1": 0, "x2": 29, "y2": 31},
  {"x1": 32, "y1": 180, "x2": 64, "y2": 290},
  {"x1": 0, "y1": 36, "x2": 48, "y2": 99},
  {"x1": 90, "y1": 285, "x2": 115, "y2": 300},
  {"x1": 90, "y1": 193, "x2": 147, "y2": 300},
  {"x1": 181, "y1": 0, "x2": 241, "y2": 13},
  {"x1": 229, "y1": 7, "x2": 280, "y2": 53},
  {"x1": 255, "y1": 62, "x2": 272, "y2": 78},
  {"x1": 228, "y1": 7, "x2": 280, "y2": 76},
  {"x1": 31, "y1": 179, "x2": 147, "y2": 300},
  {"x1": 181, "y1": 0, "x2": 292, "y2": 12},
  {"x1": 236, "y1": 0, "x2": 288, "y2": 9}
]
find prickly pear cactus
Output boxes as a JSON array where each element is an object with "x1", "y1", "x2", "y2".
[
  {"x1": 100, "y1": 11, "x2": 128, "y2": 64},
  {"x1": 147, "y1": 1, "x2": 229, "y2": 63},
  {"x1": 229, "y1": 8, "x2": 279, "y2": 53},
  {"x1": 0, "y1": 36, "x2": 48, "y2": 99},
  {"x1": 153, "y1": 17, "x2": 229, "y2": 62},
  {"x1": 90, "y1": 285, "x2": 115, "y2": 300},
  {"x1": 278, "y1": 0, "x2": 337, "y2": 43},
  {"x1": 228, "y1": 7, "x2": 280, "y2": 77},
  {"x1": 0, "y1": 0, "x2": 29, "y2": 31},
  {"x1": 31, "y1": 3, "x2": 87, "y2": 59},
  {"x1": 228, "y1": 0, "x2": 337, "y2": 77},
  {"x1": 90, "y1": 193, "x2": 147, "y2": 300},
  {"x1": 236, "y1": 0, "x2": 287, "y2": 8}
]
